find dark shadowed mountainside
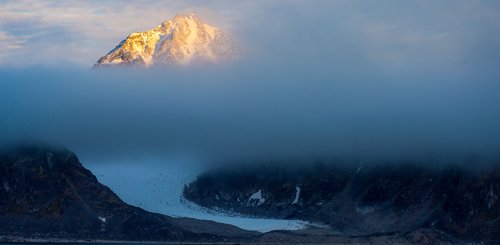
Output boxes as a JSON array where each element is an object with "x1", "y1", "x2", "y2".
[{"x1": 184, "y1": 161, "x2": 500, "y2": 243}]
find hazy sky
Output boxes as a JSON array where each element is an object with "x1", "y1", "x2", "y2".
[{"x1": 1, "y1": 0, "x2": 499, "y2": 69}]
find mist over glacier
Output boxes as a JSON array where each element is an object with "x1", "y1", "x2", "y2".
[{"x1": 3, "y1": 61, "x2": 498, "y2": 232}]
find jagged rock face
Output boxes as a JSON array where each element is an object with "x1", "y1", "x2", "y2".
[
  {"x1": 184, "y1": 162, "x2": 500, "y2": 242},
  {"x1": 0, "y1": 144, "x2": 255, "y2": 241},
  {"x1": 95, "y1": 14, "x2": 237, "y2": 67}
]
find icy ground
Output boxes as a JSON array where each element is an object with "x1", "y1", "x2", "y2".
[{"x1": 85, "y1": 157, "x2": 310, "y2": 232}]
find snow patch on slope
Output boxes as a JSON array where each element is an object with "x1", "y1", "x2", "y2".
[
  {"x1": 98, "y1": 216, "x2": 106, "y2": 223},
  {"x1": 292, "y1": 186, "x2": 301, "y2": 205},
  {"x1": 248, "y1": 189, "x2": 265, "y2": 206}
]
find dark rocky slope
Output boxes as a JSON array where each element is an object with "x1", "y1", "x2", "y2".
[
  {"x1": 184, "y1": 161, "x2": 500, "y2": 243},
  {"x1": 0, "y1": 144, "x2": 256, "y2": 242}
]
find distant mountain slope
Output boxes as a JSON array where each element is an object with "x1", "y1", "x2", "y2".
[
  {"x1": 0, "y1": 144, "x2": 255, "y2": 242},
  {"x1": 95, "y1": 13, "x2": 237, "y2": 67}
]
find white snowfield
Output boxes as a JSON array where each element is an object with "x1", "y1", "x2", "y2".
[{"x1": 86, "y1": 157, "x2": 311, "y2": 232}]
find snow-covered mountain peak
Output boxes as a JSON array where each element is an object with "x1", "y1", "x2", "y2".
[{"x1": 95, "y1": 13, "x2": 237, "y2": 67}]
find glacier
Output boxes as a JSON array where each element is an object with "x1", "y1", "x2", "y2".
[{"x1": 86, "y1": 157, "x2": 310, "y2": 232}]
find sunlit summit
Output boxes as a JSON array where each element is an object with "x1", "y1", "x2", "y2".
[{"x1": 95, "y1": 13, "x2": 237, "y2": 67}]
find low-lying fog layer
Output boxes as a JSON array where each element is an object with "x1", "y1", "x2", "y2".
[{"x1": 0, "y1": 64, "x2": 499, "y2": 165}]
